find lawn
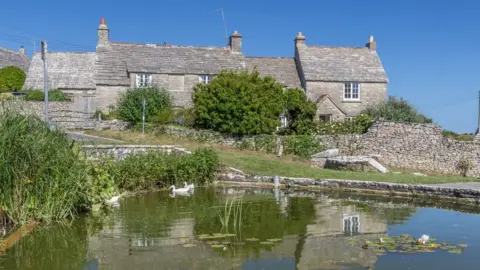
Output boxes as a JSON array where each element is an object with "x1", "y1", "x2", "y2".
[{"x1": 84, "y1": 130, "x2": 479, "y2": 185}]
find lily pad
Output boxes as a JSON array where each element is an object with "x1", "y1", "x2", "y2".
[
  {"x1": 246, "y1": 238, "x2": 259, "y2": 242},
  {"x1": 183, "y1": 243, "x2": 196, "y2": 247},
  {"x1": 448, "y1": 248, "x2": 463, "y2": 254},
  {"x1": 206, "y1": 241, "x2": 220, "y2": 245},
  {"x1": 266, "y1": 238, "x2": 282, "y2": 242},
  {"x1": 179, "y1": 237, "x2": 189, "y2": 241},
  {"x1": 259, "y1": 241, "x2": 275, "y2": 245},
  {"x1": 222, "y1": 241, "x2": 231, "y2": 245},
  {"x1": 232, "y1": 242, "x2": 246, "y2": 246},
  {"x1": 223, "y1": 233, "x2": 237, "y2": 237},
  {"x1": 210, "y1": 244, "x2": 226, "y2": 248},
  {"x1": 457, "y1": 244, "x2": 468, "y2": 248}
]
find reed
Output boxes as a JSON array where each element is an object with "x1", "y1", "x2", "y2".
[
  {"x1": 0, "y1": 111, "x2": 89, "y2": 224},
  {"x1": 216, "y1": 197, "x2": 246, "y2": 232}
]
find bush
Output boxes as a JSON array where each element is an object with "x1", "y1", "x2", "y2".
[
  {"x1": 284, "y1": 135, "x2": 324, "y2": 159},
  {"x1": 0, "y1": 111, "x2": 89, "y2": 224},
  {"x1": 362, "y1": 96, "x2": 432, "y2": 123},
  {"x1": 117, "y1": 86, "x2": 172, "y2": 123},
  {"x1": 193, "y1": 69, "x2": 286, "y2": 135},
  {"x1": 0, "y1": 92, "x2": 14, "y2": 101},
  {"x1": 0, "y1": 66, "x2": 26, "y2": 92},
  {"x1": 283, "y1": 88, "x2": 316, "y2": 135},
  {"x1": 314, "y1": 114, "x2": 374, "y2": 135},
  {"x1": 112, "y1": 148, "x2": 219, "y2": 191},
  {"x1": 24, "y1": 89, "x2": 71, "y2": 101}
]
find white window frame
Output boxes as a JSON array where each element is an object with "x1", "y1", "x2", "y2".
[
  {"x1": 135, "y1": 73, "x2": 152, "y2": 88},
  {"x1": 199, "y1": 75, "x2": 213, "y2": 84},
  {"x1": 343, "y1": 214, "x2": 360, "y2": 236},
  {"x1": 343, "y1": 82, "x2": 360, "y2": 101},
  {"x1": 280, "y1": 115, "x2": 288, "y2": 128},
  {"x1": 344, "y1": 117, "x2": 354, "y2": 122}
]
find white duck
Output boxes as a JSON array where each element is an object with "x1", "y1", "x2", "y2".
[
  {"x1": 184, "y1": 182, "x2": 195, "y2": 190},
  {"x1": 169, "y1": 185, "x2": 191, "y2": 193},
  {"x1": 105, "y1": 195, "x2": 122, "y2": 204},
  {"x1": 417, "y1": 234, "x2": 429, "y2": 245}
]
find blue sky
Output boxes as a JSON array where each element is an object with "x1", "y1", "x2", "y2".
[{"x1": 0, "y1": 0, "x2": 478, "y2": 132}]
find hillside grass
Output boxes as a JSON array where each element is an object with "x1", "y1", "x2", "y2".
[{"x1": 84, "y1": 130, "x2": 480, "y2": 185}]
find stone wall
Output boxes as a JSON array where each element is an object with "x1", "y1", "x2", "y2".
[
  {"x1": 1, "y1": 99, "x2": 129, "y2": 130},
  {"x1": 319, "y1": 121, "x2": 480, "y2": 177},
  {"x1": 82, "y1": 145, "x2": 191, "y2": 160}
]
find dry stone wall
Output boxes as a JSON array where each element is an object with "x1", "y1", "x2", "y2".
[
  {"x1": 319, "y1": 122, "x2": 480, "y2": 177},
  {"x1": 1, "y1": 99, "x2": 128, "y2": 130}
]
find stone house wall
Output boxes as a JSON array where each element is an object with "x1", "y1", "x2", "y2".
[{"x1": 307, "y1": 82, "x2": 387, "y2": 116}]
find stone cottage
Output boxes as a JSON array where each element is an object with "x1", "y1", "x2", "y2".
[
  {"x1": 24, "y1": 18, "x2": 388, "y2": 121},
  {"x1": 0, "y1": 45, "x2": 30, "y2": 72}
]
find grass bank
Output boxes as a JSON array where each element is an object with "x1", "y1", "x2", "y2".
[{"x1": 85, "y1": 130, "x2": 480, "y2": 185}]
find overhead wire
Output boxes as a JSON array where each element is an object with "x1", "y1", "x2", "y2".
[{"x1": 0, "y1": 31, "x2": 94, "y2": 52}]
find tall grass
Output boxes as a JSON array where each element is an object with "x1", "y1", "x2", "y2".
[{"x1": 0, "y1": 111, "x2": 89, "y2": 224}]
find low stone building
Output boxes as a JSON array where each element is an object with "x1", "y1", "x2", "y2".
[
  {"x1": 23, "y1": 18, "x2": 389, "y2": 121},
  {"x1": 0, "y1": 45, "x2": 30, "y2": 72}
]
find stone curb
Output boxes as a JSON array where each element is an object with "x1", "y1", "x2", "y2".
[{"x1": 216, "y1": 173, "x2": 480, "y2": 203}]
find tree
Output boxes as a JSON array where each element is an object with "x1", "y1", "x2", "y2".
[
  {"x1": 193, "y1": 69, "x2": 286, "y2": 135},
  {"x1": 116, "y1": 87, "x2": 172, "y2": 123},
  {"x1": 283, "y1": 88, "x2": 316, "y2": 135},
  {"x1": 361, "y1": 96, "x2": 432, "y2": 124},
  {"x1": 0, "y1": 66, "x2": 26, "y2": 92}
]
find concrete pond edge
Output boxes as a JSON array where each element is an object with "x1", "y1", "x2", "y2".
[{"x1": 216, "y1": 169, "x2": 480, "y2": 205}]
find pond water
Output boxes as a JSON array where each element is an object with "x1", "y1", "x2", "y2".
[{"x1": 1, "y1": 187, "x2": 480, "y2": 270}]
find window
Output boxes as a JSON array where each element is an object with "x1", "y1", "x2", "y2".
[
  {"x1": 199, "y1": 75, "x2": 213, "y2": 84},
  {"x1": 280, "y1": 115, "x2": 288, "y2": 128},
  {"x1": 319, "y1": 114, "x2": 332, "y2": 123},
  {"x1": 344, "y1": 117, "x2": 354, "y2": 122},
  {"x1": 343, "y1": 214, "x2": 360, "y2": 236},
  {"x1": 344, "y1": 82, "x2": 360, "y2": 101},
  {"x1": 136, "y1": 73, "x2": 152, "y2": 87}
]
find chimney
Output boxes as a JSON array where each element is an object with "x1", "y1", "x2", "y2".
[
  {"x1": 229, "y1": 31, "x2": 242, "y2": 53},
  {"x1": 19, "y1": 46, "x2": 26, "y2": 55},
  {"x1": 366, "y1": 35, "x2": 376, "y2": 51},
  {"x1": 295, "y1": 32, "x2": 306, "y2": 46},
  {"x1": 98, "y1": 17, "x2": 109, "y2": 46}
]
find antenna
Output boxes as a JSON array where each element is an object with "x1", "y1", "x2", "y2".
[{"x1": 208, "y1": 8, "x2": 228, "y2": 44}]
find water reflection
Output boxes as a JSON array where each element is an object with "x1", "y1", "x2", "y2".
[{"x1": 8, "y1": 186, "x2": 479, "y2": 270}]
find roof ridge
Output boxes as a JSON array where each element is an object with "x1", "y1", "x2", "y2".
[
  {"x1": 0, "y1": 46, "x2": 22, "y2": 55},
  {"x1": 307, "y1": 45, "x2": 367, "y2": 49},
  {"x1": 110, "y1": 41, "x2": 230, "y2": 50},
  {"x1": 246, "y1": 56, "x2": 294, "y2": 59}
]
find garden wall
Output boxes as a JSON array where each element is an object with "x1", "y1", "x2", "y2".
[
  {"x1": 319, "y1": 121, "x2": 480, "y2": 177},
  {"x1": 82, "y1": 145, "x2": 191, "y2": 160},
  {"x1": 1, "y1": 99, "x2": 128, "y2": 130}
]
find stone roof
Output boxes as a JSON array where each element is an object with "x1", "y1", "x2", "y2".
[
  {"x1": 245, "y1": 57, "x2": 301, "y2": 88},
  {"x1": 96, "y1": 42, "x2": 246, "y2": 86},
  {"x1": 0, "y1": 46, "x2": 30, "y2": 72},
  {"x1": 296, "y1": 44, "x2": 388, "y2": 83},
  {"x1": 316, "y1": 94, "x2": 347, "y2": 115},
  {"x1": 24, "y1": 52, "x2": 96, "y2": 90}
]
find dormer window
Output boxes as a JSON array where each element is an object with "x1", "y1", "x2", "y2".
[
  {"x1": 136, "y1": 73, "x2": 152, "y2": 88},
  {"x1": 199, "y1": 75, "x2": 213, "y2": 84},
  {"x1": 344, "y1": 82, "x2": 360, "y2": 101}
]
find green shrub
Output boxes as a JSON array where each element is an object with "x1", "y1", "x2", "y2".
[
  {"x1": 442, "y1": 130, "x2": 474, "y2": 141},
  {"x1": 283, "y1": 88, "x2": 316, "y2": 135},
  {"x1": 361, "y1": 96, "x2": 432, "y2": 123},
  {"x1": 193, "y1": 69, "x2": 286, "y2": 135},
  {"x1": 0, "y1": 66, "x2": 26, "y2": 92},
  {"x1": 117, "y1": 86, "x2": 172, "y2": 123},
  {"x1": 85, "y1": 159, "x2": 119, "y2": 205},
  {"x1": 0, "y1": 92, "x2": 14, "y2": 101},
  {"x1": 253, "y1": 135, "x2": 277, "y2": 154},
  {"x1": 284, "y1": 135, "x2": 324, "y2": 159},
  {"x1": 24, "y1": 89, "x2": 71, "y2": 101},
  {"x1": 152, "y1": 106, "x2": 176, "y2": 125},
  {"x1": 112, "y1": 148, "x2": 219, "y2": 191},
  {"x1": 0, "y1": 111, "x2": 89, "y2": 224},
  {"x1": 173, "y1": 107, "x2": 196, "y2": 127},
  {"x1": 314, "y1": 114, "x2": 374, "y2": 135}
]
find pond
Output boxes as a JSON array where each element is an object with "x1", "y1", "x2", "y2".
[{"x1": 1, "y1": 186, "x2": 480, "y2": 270}]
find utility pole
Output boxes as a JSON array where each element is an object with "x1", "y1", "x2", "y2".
[{"x1": 41, "y1": 41, "x2": 49, "y2": 125}]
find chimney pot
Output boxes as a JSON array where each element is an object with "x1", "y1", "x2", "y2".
[
  {"x1": 366, "y1": 35, "x2": 376, "y2": 51},
  {"x1": 295, "y1": 32, "x2": 306, "y2": 45},
  {"x1": 98, "y1": 17, "x2": 110, "y2": 46},
  {"x1": 19, "y1": 46, "x2": 25, "y2": 55},
  {"x1": 100, "y1": 17, "x2": 106, "y2": 25}
]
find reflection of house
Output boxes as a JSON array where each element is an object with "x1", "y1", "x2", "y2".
[
  {"x1": 296, "y1": 199, "x2": 387, "y2": 269},
  {"x1": 87, "y1": 217, "x2": 243, "y2": 270}
]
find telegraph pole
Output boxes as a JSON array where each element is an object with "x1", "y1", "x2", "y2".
[
  {"x1": 477, "y1": 90, "x2": 480, "y2": 134},
  {"x1": 41, "y1": 41, "x2": 49, "y2": 125}
]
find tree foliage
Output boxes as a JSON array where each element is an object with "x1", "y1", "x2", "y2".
[
  {"x1": 0, "y1": 66, "x2": 26, "y2": 92},
  {"x1": 283, "y1": 88, "x2": 316, "y2": 135},
  {"x1": 193, "y1": 69, "x2": 315, "y2": 136},
  {"x1": 361, "y1": 96, "x2": 432, "y2": 123},
  {"x1": 117, "y1": 86, "x2": 172, "y2": 123},
  {"x1": 24, "y1": 89, "x2": 71, "y2": 101}
]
